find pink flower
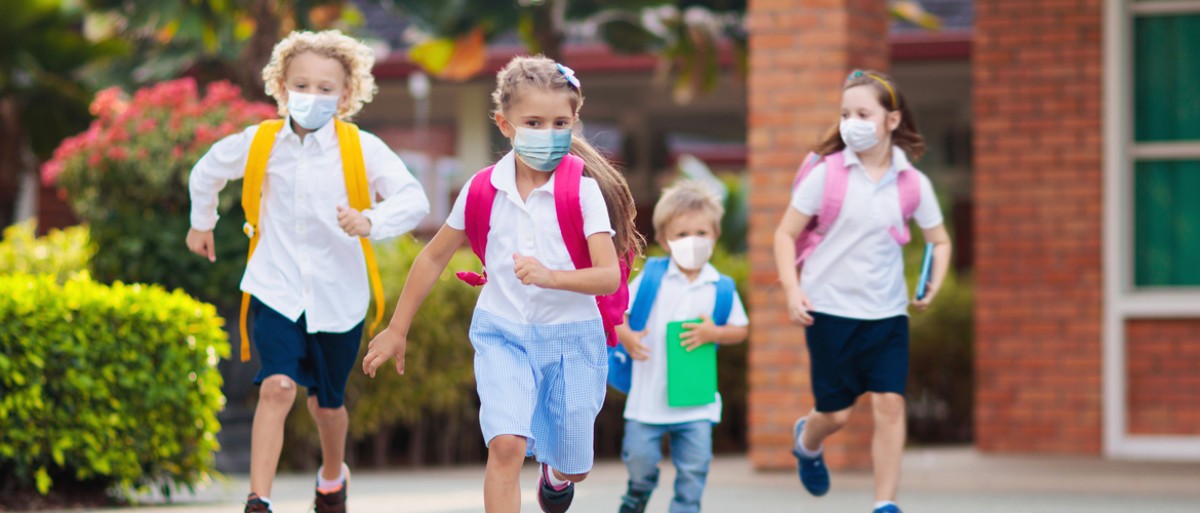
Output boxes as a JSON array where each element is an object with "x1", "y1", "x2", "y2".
[
  {"x1": 40, "y1": 160, "x2": 64, "y2": 185},
  {"x1": 87, "y1": 153, "x2": 101, "y2": 167},
  {"x1": 172, "y1": 146, "x2": 184, "y2": 160},
  {"x1": 106, "y1": 146, "x2": 128, "y2": 162},
  {"x1": 90, "y1": 87, "x2": 128, "y2": 118}
]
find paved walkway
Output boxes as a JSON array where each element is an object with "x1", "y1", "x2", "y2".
[{"x1": 43, "y1": 448, "x2": 1200, "y2": 513}]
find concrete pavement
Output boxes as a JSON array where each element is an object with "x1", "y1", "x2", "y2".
[{"x1": 41, "y1": 447, "x2": 1200, "y2": 513}]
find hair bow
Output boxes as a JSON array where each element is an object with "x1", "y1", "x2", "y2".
[{"x1": 556, "y1": 63, "x2": 581, "y2": 90}]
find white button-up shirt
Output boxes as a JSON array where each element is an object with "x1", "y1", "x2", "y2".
[
  {"x1": 623, "y1": 260, "x2": 749, "y2": 425},
  {"x1": 189, "y1": 118, "x2": 430, "y2": 333},
  {"x1": 446, "y1": 151, "x2": 614, "y2": 326},
  {"x1": 790, "y1": 146, "x2": 944, "y2": 320}
]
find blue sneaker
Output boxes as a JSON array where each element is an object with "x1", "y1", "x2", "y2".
[
  {"x1": 791, "y1": 418, "x2": 830, "y2": 497},
  {"x1": 873, "y1": 504, "x2": 903, "y2": 513}
]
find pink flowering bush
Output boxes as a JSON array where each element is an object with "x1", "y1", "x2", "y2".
[
  {"x1": 43, "y1": 78, "x2": 276, "y2": 220},
  {"x1": 42, "y1": 79, "x2": 278, "y2": 310}
]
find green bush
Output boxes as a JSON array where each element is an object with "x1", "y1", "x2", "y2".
[
  {"x1": 904, "y1": 235, "x2": 974, "y2": 444},
  {"x1": 41, "y1": 78, "x2": 277, "y2": 310},
  {"x1": 283, "y1": 236, "x2": 482, "y2": 467},
  {"x1": 0, "y1": 274, "x2": 229, "y2": 498},
  {"x1": 0, "y1": 220, "x2": 93, "y2": 281}
]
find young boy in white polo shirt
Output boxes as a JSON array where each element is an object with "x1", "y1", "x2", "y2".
[
  {"x1": 615, "y1": 181, "x2": 749, "y2": 513},
  {"x1": 186, "y1": 30, "x2": 429, "y2": 513}
]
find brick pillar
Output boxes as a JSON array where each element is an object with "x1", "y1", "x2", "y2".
[
  {"x1": 746, "y1": 0, "x2": 890, "y2": 471},
  {"x1": 973, "y1": 0, "x2": 1103, "y2": 454}
]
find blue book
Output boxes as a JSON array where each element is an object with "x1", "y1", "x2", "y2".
[{"x1": 916, "y1": 243, "x2": 934, "y2": 300}]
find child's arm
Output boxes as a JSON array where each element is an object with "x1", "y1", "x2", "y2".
[
  {"x1": 185, "y1": 128, "x2": 256, "y2": 261},
  {"x1": 355, "y1": 134, "x2": 431, "y2": 240},
  {"x1": 512, "y1": 233, "x2": 621, "y2": 296},
  {"x1": 912, "y1": 224, "x2": 952, "y2": 311},
  {"x1": 362, "y1": 224, "x2": 467, "y2": 377},
  {"x1": 679, "y1": 316, "x2": 749, "y2": 351},
  {"x1": 774, "y1": 207, "x2": 815, "y2": 326},
  {"x1": 616, "y1": 320, "x2": 651, "y2": 360}
]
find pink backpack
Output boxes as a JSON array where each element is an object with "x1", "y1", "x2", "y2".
[
  {"x1": 792, "y1": 150, "x2": 922, "y2": 267},
  {"x1": 455, "y1": 154, "x2": 630, "y2": 348}
]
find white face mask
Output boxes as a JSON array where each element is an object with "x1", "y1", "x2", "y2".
[
  {"x1": 287, "y1": 90, "x2": 339, "y2": 130},
  {"x1": 667, "y1": 236, "x2": 715, "y2": 271},
  {"x1": 840, "y1": 118, "x2": 881, "y2": 153}
]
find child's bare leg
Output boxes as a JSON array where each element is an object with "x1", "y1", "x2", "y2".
[
  {"x1": 307, "y1": 396, "x2": 348, "y2": 481},
  {"x1": 552, "y1": 469, "x2": 588, "y2": 483},
  {"x1": 250, "y1": 375, "x2": 298, "y2": 498},
  {"x1": 801, "y1": 407, "x2": 853, "y2": 451},
  {"x1": 871, "y1": 393, "x2": 906, "y2": 502},
  {"x1": 484, "y1": 435, "x2": 527, "y2": 513}
]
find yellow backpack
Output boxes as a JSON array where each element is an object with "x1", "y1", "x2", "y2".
[{"x1": 237, "y1": 119, "x2": 385, "y2": 362}]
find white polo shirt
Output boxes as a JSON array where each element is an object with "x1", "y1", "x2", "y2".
[
  {"x1": 789, "y1": 146, "x2": 944, "y2": 320},
  {"x1": 446, "y1": 151, "x2": 614, "y2": 326},
  {"x1": 189, "y1": 118, "x2": 430, "y2": 333},
  {"x1": 623, "y1": 260, "x2": 749, "y2": 425}
]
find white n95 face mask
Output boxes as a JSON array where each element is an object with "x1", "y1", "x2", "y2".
[
  {"x1": 840, "y1": 118, "x2": 881, "y2": 153},
  {"x1": 288, "y1": 90, "x2": 339, "y2": 130},
  {"x1": 668, "y1": 236, "x2": 715, "y2": 271}
]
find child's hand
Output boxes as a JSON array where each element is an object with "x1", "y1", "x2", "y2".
[
  {"x1": 912, "y1": 282, "x2": 940, "y2": 312},
  {"x1": 621, "y1": 329, "x2": 651, "y2": 361},
  {"x1": 186, "y1": 228, "x2": 216, "y2": 262},
  {"x1": 681, "y1": 315, "x2": 718, "y2": 352},
  {"x1": 337, "y1": 205, "x2": 372, "y2": 237},
  {"x1": 786, "y1": 287, "x2": 814, "y2": 327},
  {"x1": 362, "y1": 327, "x2": 407, "y2": 378},
  {"x1": 513, "y1": 254, "x2": 554, "y2": 288}
]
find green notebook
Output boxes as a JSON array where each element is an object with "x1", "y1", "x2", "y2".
[{"x1": 666, "y1": 319, "x2": 718, "y2": 407}]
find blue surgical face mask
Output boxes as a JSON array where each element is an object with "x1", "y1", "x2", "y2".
[
  {"x1": 288, "y1": 90, "x2": 339, "y2": 130},
  {"x1": 512, "y1": 127, "x2": 573, "y2": 172}
]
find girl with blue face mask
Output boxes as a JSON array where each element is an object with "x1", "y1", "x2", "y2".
[{"x1": 363, "y1": 56, "x2": 643, "y2": 513}]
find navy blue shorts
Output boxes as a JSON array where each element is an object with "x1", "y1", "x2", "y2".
[
  {"x1": 250, "y1": 297, "x2": 364, "y2": 409},
  {"x1": 805, "y1": 312, "x2": 909, "y2": 413}
]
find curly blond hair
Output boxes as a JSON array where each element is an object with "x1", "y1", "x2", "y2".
[{"x1": 262, "y1": 30, "x2": 377, "y2": 119}]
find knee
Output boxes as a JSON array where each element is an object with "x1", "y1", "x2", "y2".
[
  {"x1": 873, "y1": 394, "x2": 906, "y2": 424},
  {"x1": 310, "y1": 404, "x2": 345, "y2": 428},
  {"x1": 488, "y1": 435, "x2": 527, "y2": 464},
  {"x1": 259, "y1": 376, "x2": 297, "y2": 407},
  {"x1": 559, "y1": 471, "x2": 588, "y2": 483},
  {"x1": 817, "y1": 410, "x2": 852, "y2": 431}
]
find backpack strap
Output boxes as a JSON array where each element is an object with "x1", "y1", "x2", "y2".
[
  {"x1": 794, "y1": 151, "x2": 851, "y2": 266},
  {"x1": 238, "y1": 119, "x2": 285, "y2": 362},
  {"x1": 814, "y1": 152, "x2": 849, "y2": 236},
  {"x1": 455, "y1": 166, "x2": 498, "y2": 286},
  {"x1": 552, "y1": 153, "x2": 628, "y2": 347},
  {"x1": 712, "y1": 274, "x2": 736, "y2": 326},
  {"x1": 627, "y1": 256, "x2": 671, "y2": 332},
  {"x1": 553, "y1": 154, "x2": 590, "y2": 269},
  {"x1": 889, "y1": 169, "x2": 921, "y2": 245},
  {"x1": 334, "y1": 120, "x2": 386, "y2": 340}
]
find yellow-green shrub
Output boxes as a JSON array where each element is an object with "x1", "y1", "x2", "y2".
[
  {"x1": 0, "y1": 220, "x2": 93, "y2": 281},
  {"x1": 0, "y1": 274, "x2": 228, "y2": 497}
]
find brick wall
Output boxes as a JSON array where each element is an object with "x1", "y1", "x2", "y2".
[
  {"x1": 1127, "y1": 320, "x2": 1200, "y2": 436},
  {"x1": 973, "y1": 0, "x2": 1104, "y2": 454},
  {"x1": 746, "y1": 0, "x2": 889, "y2": 471}
]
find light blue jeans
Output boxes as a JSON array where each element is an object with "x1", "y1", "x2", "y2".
[{"x1": 621, "y1": 420, "x2": 713, "y2": 513}]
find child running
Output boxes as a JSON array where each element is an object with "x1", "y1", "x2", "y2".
[
  {"x1": 362, "y1": 55, "x2": 642, "y2": 513},
  {"x1": 186, "y1": 30, "x2": 430, "y2": 513},
  {"x1": 773, "y1": 69, "x2": 952, "y2": 513},
  {"x1": 615, "y1": 181, "x2": 749, "y2": 513}
]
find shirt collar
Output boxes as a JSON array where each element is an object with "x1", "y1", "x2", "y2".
[
  {"x1": 280, "y1": 116, "x2": 339, "y2": 149},
  {"x1": 491, "y1": 151, "x2": 557, "y2": 198},
  {"x1": 665, "y1": 258, "x2": 720, "y2": 285},
  {"x1": 842, "y1": 145, "x2": 911, "y2": 182}
]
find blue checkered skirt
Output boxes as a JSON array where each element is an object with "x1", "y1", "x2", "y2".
[{"x1": 469, "y1": 309, "x2": 608, "y2": 474}]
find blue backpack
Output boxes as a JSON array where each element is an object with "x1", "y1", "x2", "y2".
[{"x1": 607, "y1": 256, "x2": 737, "y2": 394}]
